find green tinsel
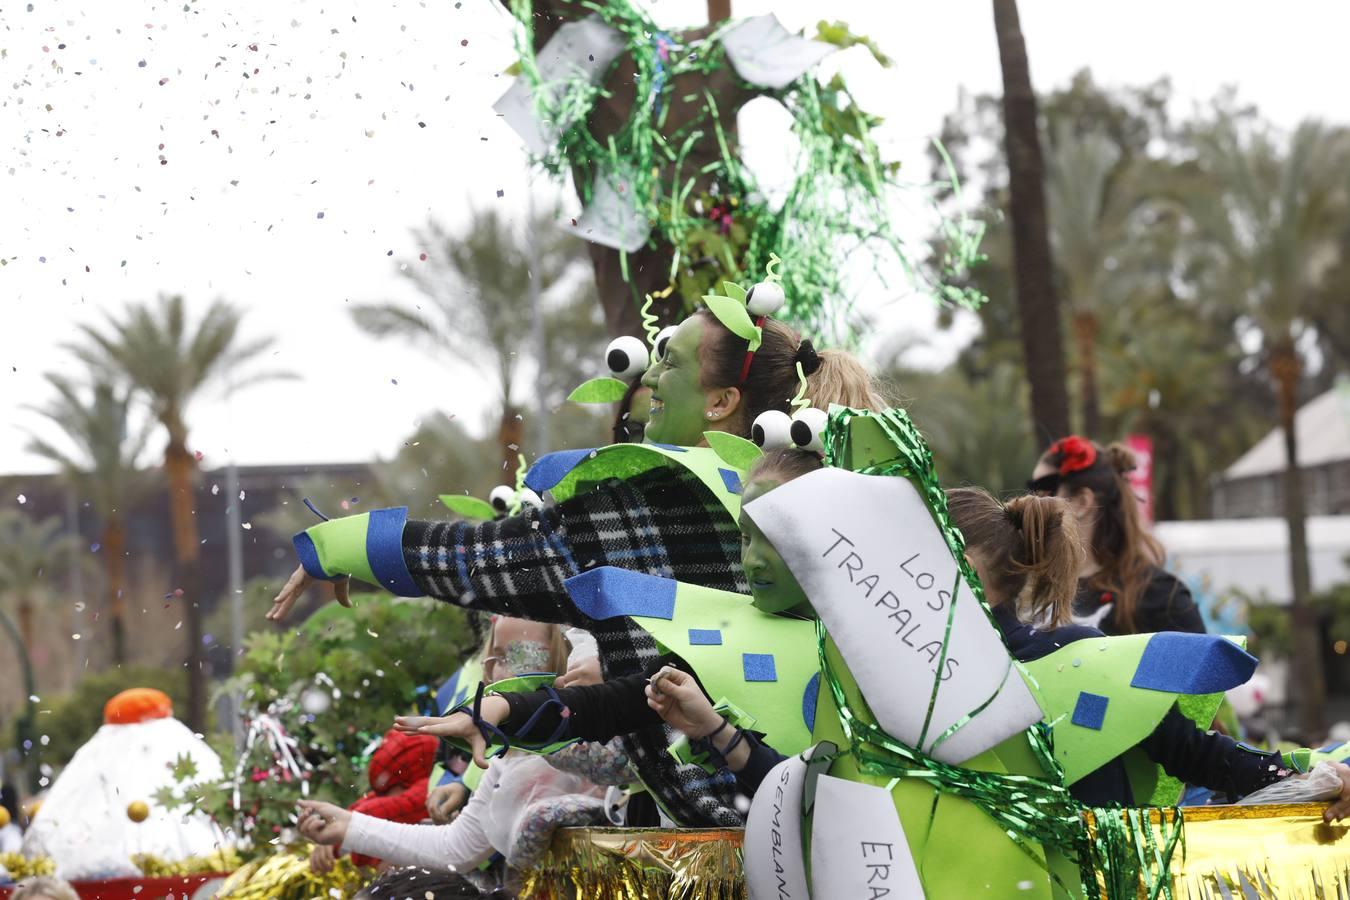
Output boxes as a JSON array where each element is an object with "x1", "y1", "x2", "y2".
[
  {"x1": 505, "y1": 0, "x2": 987, "y2": 343},
  {"x1": 817, "y1": 407, "x2": 1183, "y2": 899}
]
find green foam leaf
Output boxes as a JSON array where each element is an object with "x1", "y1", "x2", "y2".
[
  {"x1": 567, "y1": 376, "x2": 630, "y2": 404},
  {"x1": 704, "y1": 431, "x2": 762, "y2": 471},
  {"x1": 438, "y1": 495, "x2": 496, "y2": 521},
  {"x1": 721, "y1": 280, "x2": 748, "y2": 303},
  {"x1": 703, "y1": 293, "x2": 759, "y2": 344}
]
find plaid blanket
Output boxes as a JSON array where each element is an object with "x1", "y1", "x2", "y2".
[{"x1": 402, "y1": 466, "x2": 752, "y2": 826}]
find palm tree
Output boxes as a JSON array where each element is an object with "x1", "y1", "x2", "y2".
[
  {"x1": 71, "y1": 294, "x2": 289, "y2": 731},
  {"x1": 26, "y1": 373, "x2": 154, "y2": 664},
  {"x1": 351, "y1": 210, "x2": 589, "y2": 474},
  {"x1": 0, "y1": 510, "x2": 81, "y2": 660},
  {"x1": 1183, "y1": 114, "x2": 1350, "y2": 736},
  {"x1": 991, "y1": 0, "x2": 1071, "y2": 442}
]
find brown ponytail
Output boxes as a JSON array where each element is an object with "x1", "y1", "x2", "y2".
[
  {"x1": 1037, "y1": 437, "x2": 1164, "y2": 632},
  {"x1": 946, "y1": 487, "x2": 1085, "y2": 628}
]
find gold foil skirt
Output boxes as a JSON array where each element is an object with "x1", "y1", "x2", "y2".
[
  {"x1": 215, "y1": 850, "x2": 366, "y2": 900},
  {"x1": 519, "y1": 827, "x2": 745, "y2": 900}
]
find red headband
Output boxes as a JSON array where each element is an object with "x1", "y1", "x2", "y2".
[{"x1": 737, "y1": 315, "x2": 768, "y2": 384}]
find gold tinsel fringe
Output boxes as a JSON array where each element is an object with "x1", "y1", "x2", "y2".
[
  {"x1": 215, "y1": 850, "x2": 366, "y2": 900},
  {"x1": 133, "y1": 847, "x2": 243, "y2": 877},
  {"x1": 519, "y1": 828, "x2": 744, "y2": 900},
  {"x1": 1167, "y1": 804, "x2": 1350, "y2": 899},
  {"x1": 0, "y1": 852, "x2": 56, "y2": 880}
]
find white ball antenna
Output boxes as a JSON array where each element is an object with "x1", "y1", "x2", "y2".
[
  {"x1": 745, "y1": 281, "x2": 786, "y2": 317},
  {"x1": 789, "y1": 407, "x2": 828, "y2": 453},
  {"x1": 488, "y1": 485, "x2": 515, "y2": 513}
]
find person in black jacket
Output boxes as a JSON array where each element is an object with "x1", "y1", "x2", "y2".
[{"x1": 1028, "y1": 435, "x2": 1205, "y2": 635}]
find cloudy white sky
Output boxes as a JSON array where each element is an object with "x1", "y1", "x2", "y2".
[{"x1": 3, "y1": 0, "x2": 1347, "y2": 475}]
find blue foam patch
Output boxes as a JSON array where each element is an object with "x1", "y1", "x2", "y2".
[
  {"x1": 292, "y1": 531, "x2": 333, "y2": 581},
  {"x1": 743, "y1": 653, "x2": 777, "y2": 683},
  {"x1": 1071, "y1": 691, "x2": 1109, "y2": 730},
  {"x1": 525, "y1": 448, "x2": 597, "y2": 492},
  {"x1": 564, "y1": 567, "x2": 677, "y2": 621},
  {"x1": 1319, "y1": 741, "x2": 1346, "y2": 755},
  {"x1": 367, "y1": 507, "x2": 421, "y2": 596},
  {"x1": 1130, "y1": 633, "x2": 1258, "y2": 694},
  {"x1": 802, "y1": 672, "x2": 820, "y2": 731},
  {"x1": 648, "y1": 442, "x2": 686, "y2": 452},
  {"x1": 718, "y1": 467, "x2": 743, "y2": 495},
  {"x1": 688, "y1": 628, "x2": 723, "y2": 645}
]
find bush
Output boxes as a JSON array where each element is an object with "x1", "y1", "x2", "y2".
[{"x1": 30, "y1": 666, "x2": 190, "y2": 769}]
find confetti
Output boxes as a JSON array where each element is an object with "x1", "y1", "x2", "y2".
[
  {"x1": 194, "y1": 450, "x2": 204, "y2": 461},
  {"x1": 17, "y1": 494, "x2": 26, "y2": 504},
  {"x1": 418, "y1": 252, "x2": 427, "y2": 261}
]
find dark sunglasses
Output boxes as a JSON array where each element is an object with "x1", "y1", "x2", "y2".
[{"x1": 1026, "y1": 473, "x2": 1061, "y2": 496}]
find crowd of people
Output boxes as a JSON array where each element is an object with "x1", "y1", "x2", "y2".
[{"x1": 243, "y1": 277, "x2": 1350, "y2": 897}]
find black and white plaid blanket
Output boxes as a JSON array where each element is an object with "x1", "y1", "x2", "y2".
[{"x1": 402, "y1": 466, "x2": 753, "y2": 826}]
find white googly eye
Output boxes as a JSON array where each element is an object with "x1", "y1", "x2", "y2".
[
  {"x1": 516, "y1": 488, "x2": 544, "y2": 510},
  {"x1": 488, "y1": 485, "x2": 515, "y2": 513},
  {"x1": 745, "y1": 281, "x2": 785, "y2": 317},
  {"x1": 605, "y1": 336, "x2": 650, "y2": 380},
  {"x1": 750, "y1": 410, "x2": 793, "y2": 449},
  {"x1": 652, "y1": 325, "x2": 678, "y2": 362},
  {"x1": 789, "y1": 407, "x2": 828, "y2": 453}
]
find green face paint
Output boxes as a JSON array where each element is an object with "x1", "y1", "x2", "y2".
[
  {"x1": 640, "y1": 317, "x2": 710, "y2": 446},
  {"x1": 740, "y1": 478, "x2": 813, "y2": 617}
]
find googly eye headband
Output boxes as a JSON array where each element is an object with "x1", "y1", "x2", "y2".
[
  {"x1": 567, "y1": 291, "x2": 680, "y2": 405},
  {"x1": 699, "y1": 359, "x2": 828, "y2": 475},
  {"x1": 440, "y1": 454, "x2": 544, "y2": 520},
  {"x1": 701, "y1": 254, "x2": 787, "y2": 386}
]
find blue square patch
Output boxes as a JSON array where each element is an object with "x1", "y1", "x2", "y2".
[
  {"x1": 688, "y1": 629, "x2": 723, "y2": 646},
  {"x1": 719, "y1": 467, "x2": 743, "y2": 495},
  {"x1": 1072, "y1": 692, "x2": 1109, "y2": 731},
  {"x1": 743, "y1": 653, "x2": 777, "y2": 682}
]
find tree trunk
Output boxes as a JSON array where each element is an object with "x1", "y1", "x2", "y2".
[
  {"x1": 1271, "y1": 344, "x2": 1324, "y2": 738},
  {"x1": 498, "y1": 406, "x2": 526, "y2": 483},
  {"x1": 104, "y1": 518, "x2": 128, "y2": 665},
  {"x1": 992, "y1": 0, "x2": 1072, "y2": 443},
  {"x1": 706, "y1": 0, "x2": 731, "y2": 23},
  {"x1": 1072, "y1": 310, "x2": 1101, "y2": 437},
  {"x1": 164, "y1": 438, "x2": 207, "y2": 732},
  {"x1": 16, "y1": 594, "x2": 34, "y2": 660},
  {"x1": 512, "y1": 1, "x2": 752, "y2": 336}
]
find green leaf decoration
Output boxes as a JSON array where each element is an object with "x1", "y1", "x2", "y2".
[
  {"x1": 813, "y1": 20, "x2": 894, "y2": 68},
  {"x1": 438, "y1": 495, "x2": 496, "y2": 521},
  {"x1": 703, "y1": 293, "x2": 761, "y2": 351},
  {"x1": 721, "y1": 281, "x2": 748, "y2": 303},
  {"x1": 171, "y1": 752, "x2": 199, "y2": 782},
  {"x1": 567, "y1": 376, "x2": 630, "y2": 404},
  {"x1": 704, "y1": 431, "x2": 762, "y2": 471}
]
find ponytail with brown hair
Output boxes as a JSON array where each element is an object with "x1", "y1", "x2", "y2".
[
  {"x1": 946, "y1": 487, "x2": 1085, "y2": 628},
  {"x1": 1038, "y1": 437, "x2": 1164, "y2": 632}
]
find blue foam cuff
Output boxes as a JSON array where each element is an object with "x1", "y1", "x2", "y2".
[
  {"x1": 525, "y1": 449, "x2": 596, "y2": 492},
  {"x1": 292, "y1": 531, "x2": 336, "y2": 581},
  {"x1": 564, "y1": 566, "x2": 678, "y2": 621},
  {"x1": 366, "y1": 506, "x2": 421, "y2": 597},
  {"x1": 1130, "y1": 633, "x2": 1258, "y2": 694}
]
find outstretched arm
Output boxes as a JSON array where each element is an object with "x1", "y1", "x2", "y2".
[{"x1": 269, "y1": 467, "x2": 744, "y2": 626}]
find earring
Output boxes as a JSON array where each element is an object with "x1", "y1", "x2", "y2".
[{"x1": 706, "y1": 411, "x2": 716, "y2": 420}]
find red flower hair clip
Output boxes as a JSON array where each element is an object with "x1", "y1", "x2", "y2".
[{"x1": 1051, "y1": 435, "x2": 1098, "y2": 476}]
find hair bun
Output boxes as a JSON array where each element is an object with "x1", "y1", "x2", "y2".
[
  {"x1": 796, "y1": 339, "x2": 822, "y2": 375},
  {"x1": 1106, "y1": 443, "x2": 1138, "y2": 474}
]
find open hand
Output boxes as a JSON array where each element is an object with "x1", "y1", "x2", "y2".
[
  {"x1": 267, "y1": 565, "x2": 350, "y2": 622},
  {"x1": 644, "y1": 666, "x2": 723, "y2": 739},
  {"x1": 395, "y1": 699, "x2": 508, "y2": 770}
]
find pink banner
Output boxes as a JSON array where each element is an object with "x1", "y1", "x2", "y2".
[{"x1": 1124, "y1": 433, "x2": 1154, "y2": 526}]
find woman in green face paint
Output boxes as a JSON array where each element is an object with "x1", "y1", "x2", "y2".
[{"x1": 639, "y1": 310, "x2": 880, "y2": 448}]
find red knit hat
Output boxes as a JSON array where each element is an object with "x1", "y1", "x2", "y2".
[{"x1": 366, "y1": 729, "x2": 437, "y2": 794}]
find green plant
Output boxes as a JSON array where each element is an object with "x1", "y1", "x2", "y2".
[{"x1": 165, "y1": 596, "x2": 474, "y2": 856}]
